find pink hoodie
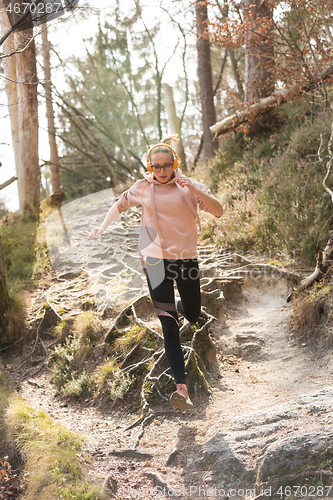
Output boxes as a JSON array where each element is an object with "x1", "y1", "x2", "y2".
[{"x1": 116, "y1": 168, "x2": 218, "y2": 260}]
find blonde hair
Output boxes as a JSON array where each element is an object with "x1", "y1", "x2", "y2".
[{"x1": 149, "y1": 135, "x2": 179, "y2": 162}]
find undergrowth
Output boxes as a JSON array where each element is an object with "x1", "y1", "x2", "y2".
[
  {"x1": 291, "y1": 280, "x2": 333, "y2": 342},
  {"x1": 197, "y1": 102, "x2": 333, "y2": 264},
  {"x1": 52, "y1": 336, "x2": 135, "y2": 400},
  {"x1": 51, "y1": 314, "x2": 136, "y2": 400},
  {"x1": 0, "y1": 211, "x2": 52, "y2": 345},
  {"x1": 0, "y1": 366, "x2": 107, "y2": 500}
]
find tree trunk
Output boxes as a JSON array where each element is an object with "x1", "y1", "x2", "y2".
[
  {"x1": 228, "y1": 47, "x2": 244, "y2": 98},
  {"x1": 0, "y1": 2, "x2": 20, "y2": 203},
  {"x1": 0, "y1": 233, "x2": 9, "y2": 333},
  {"x1": 242, "y1": 0, "x2": 274, "y2": 103},
  {"x1": 14, "y1": 27, "x2": 40, "y2": 221},
  {"x1": 41, "y1": 24, "x2": 62, "y2": 197},
  {"x1": 163, "y1": 84, "x2": 187, "y2": 171},
  {"x1": 196, "y1": 0, "x2": 218, "y2": 159}
]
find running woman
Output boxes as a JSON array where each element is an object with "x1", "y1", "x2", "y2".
[{"x1": 89, "y1": 137, "x2": 223, "y2": 410}]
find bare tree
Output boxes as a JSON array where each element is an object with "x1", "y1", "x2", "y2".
[
  {"x1": 0, "y1": 1, "x2": 40, "y2": 220},
  {"x1": 14, "y1": 25, "x2": 40, "y2": 221},
  {"x1": 41, "y1": 23, "x2": 62, "y2": 199},
  {"x1": 0, "y1": 2, "x2": 20, "y2": 193},
  {"x1": 241, "y1": 0, "x2": 274, "y2": 103},
  {"x1": 0, "y1": 233, "x2": 9, "y2": 335},
  {"x1": 196, "y1": 0, "x2": 219, "y2": 159}
]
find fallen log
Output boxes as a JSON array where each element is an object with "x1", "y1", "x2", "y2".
[{"x1": 210, "y1": 63, "x2": 333, "y2": 137}]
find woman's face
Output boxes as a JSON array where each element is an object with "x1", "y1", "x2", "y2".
[{"x1": 150, "y1": 151, "x2": 175, "y2": 184}]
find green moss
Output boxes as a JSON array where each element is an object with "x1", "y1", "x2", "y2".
[
  {"x1": 143, "y1": 379, "x2": 160, "y2": 406},
  {"x1": 194, "y1": 331, "x2": 217, "y2": 371},
  {"x1": 186, "y1": 354, "x2": 210, "y2": 397}
]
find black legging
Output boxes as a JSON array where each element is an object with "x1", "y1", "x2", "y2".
[{"x1": 145, "y1": 257, "x2": 201, "y2": 384}]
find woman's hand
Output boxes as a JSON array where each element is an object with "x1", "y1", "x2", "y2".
[
  {"x1": 177, "y1": 175, "x2": 223, "y2": 217},
  {"x1": 88, "y1": 227, "x2": 105, "y2": 240},
  {"x1": 176, "y1": 175, "x2": 199, "y2": 194}
]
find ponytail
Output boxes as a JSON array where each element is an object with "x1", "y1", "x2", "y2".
[{"x1": 148, "y1": 135, "x2": 179, "y2": 162}]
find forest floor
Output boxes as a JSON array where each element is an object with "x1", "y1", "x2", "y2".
[{"x1": 1, "y1": 240, "x2": 333, "y2": 499}]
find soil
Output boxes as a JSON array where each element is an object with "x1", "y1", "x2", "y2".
[{"x1": 2, "y1": 257, "x2": 333, "y2": 499}]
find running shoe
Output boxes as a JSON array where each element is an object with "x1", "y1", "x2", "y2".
[{"x1": 170, "y1": 384, "x2": 193, "y2": 410}]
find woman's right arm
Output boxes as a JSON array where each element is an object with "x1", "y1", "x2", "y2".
[
  {"x1": 88, "y1": 202, "x2": 121, "y2": 240},
  {"x1": 89, "y1": 180, "x2": 144, "y2": 240}
]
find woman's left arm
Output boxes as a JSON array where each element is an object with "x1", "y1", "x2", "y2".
[{"x1": 176, "y1": 176, "x2": 223, "y2": 217}]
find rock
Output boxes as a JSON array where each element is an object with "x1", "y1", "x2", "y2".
[
  {"x1": 255, "y1": 429, "x2": 333, "y2": 482},
  {"x1": 230, "y1": 401, "x2": 301, "y2": 431},
  {"x1": 57, "y1": 269, "x2": 82, "y2": 280},
  {"x1": 165, "y1": 448, "x2": 179, "y2": 466},
  {"x1": 41, "y1": 308, "x2": 62, "y2": 329},
  {"x1": 298, "y1": 386, "x2": 333, "y2": 412},
  {"x1": 194, "y1": 432, "x2": 254, "y2": 483},
  {"x1": 143, "y1": 471, "x2": 180, "y2": 499},
  {"x1": 239, "y1": 342, "x2": 263, "y2": 358},
  {"x1": 109, "y1": 449, "x2": 153, "y2": 460},
  {"x1": 193, "y1": 388, "x2": 333, "y2": 489},
  {"x1": 235, "y1": 332, "x2": 265, "y2": 345},
  {"x1": 203, "y1": 455, "x2": 253, "y2": 484}
]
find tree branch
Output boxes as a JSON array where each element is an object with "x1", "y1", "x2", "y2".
[{"x1": 0, "y1": 175, "x2": 17, "y2": 190}]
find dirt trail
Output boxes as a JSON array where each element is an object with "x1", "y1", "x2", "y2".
[
  {"x1": 12, "y1": 272, "x2": 333, "y2": 499},
  {"x1": 206, "y1": 276, "x2": 333, "y2": 429}
]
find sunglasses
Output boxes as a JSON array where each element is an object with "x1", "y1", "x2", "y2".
[{"x1": 151, "y1": 162, "x2": 174, "y2": 172}]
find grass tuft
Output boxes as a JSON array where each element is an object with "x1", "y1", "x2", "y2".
[
  {"x1": 62, "y1": 371, "x2": 94, "y2": 398},
  {"x1": 0, "y1": 366, "x2": 107, "y2": 499},
  {"x1": 73, "y1": 311, "x2": 102, "y2": 343}
]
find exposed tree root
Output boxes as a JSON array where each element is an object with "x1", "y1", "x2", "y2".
[
  {"x1": 105, "y1": 294, "x2": 163, "y2": 343},
  {"x1": 108, "y1": 449, "x2": 153, "y2": 460},
  {"x1": 123, "y1": 409, "x2": 176, "y2": 448},
  {"x1": 143, "y1": 471, "x2": 180, "y2": 499},
  {"x1": 109, "y1": 292, "x2": 218, "y2": 447},
  {"x1": 226, "y1": 253, "x2": 302, "y2": 281}
]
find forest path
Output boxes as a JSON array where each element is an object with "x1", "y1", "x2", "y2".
[
  {"x1": 207, "y1": 274, "x2": 333, "y2": 428},
  {"x1": 15, "y1": 262, "x2": 333, "y2": 499}
]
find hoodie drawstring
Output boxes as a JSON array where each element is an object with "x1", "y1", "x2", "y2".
[
  {"x1": 141, "y1": 180, "x2": 164, "y2": 265},
  {"x1": 174, "y1": 182, "x2": 202, "y2": 232}
]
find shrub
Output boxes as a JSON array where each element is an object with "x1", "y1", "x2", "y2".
[
  {"x1": 73, "y1": 311, "x2": 101, "y2": 343},
  {"x1": 52, "y1": 337, "x2": 92, "y2": 390},
  {"x1": 200, "y1": 107, "x2": 333, "y2": 264},
  {"x1": 94, "y1": 359, "x2": 134, "y2": 400},
  {"x1": 62, "y1": 371, "x2": 94, "y2": 398}
]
